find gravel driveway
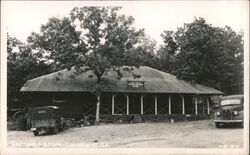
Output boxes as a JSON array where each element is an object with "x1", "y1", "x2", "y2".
[{"x1": 7, "y1": 120, "x2": 243, "y2": 148}]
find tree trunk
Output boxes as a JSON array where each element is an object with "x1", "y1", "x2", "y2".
[
  {"x1": 95, "y1": 76, "x2": 102, "y2": 125},
  {"x1": 95, "y1": 95, "x2": 101, "y2": 124}
]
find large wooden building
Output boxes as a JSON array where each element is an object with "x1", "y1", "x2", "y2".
[{"x1": 20, "y1": 66, "x2": 223, "y2": 122}]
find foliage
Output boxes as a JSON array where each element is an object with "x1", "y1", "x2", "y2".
[
  {"x1": 157, "y1": 18, "x2": 243, "y2": 95},
  {"x1": 27, "y1": 17, "x2": 85, "y2": 71},
  {"x1": 69, "y1": 7, "x2": 147, "y2": 81},
  {"x1": 7, "y1": 34, "x2": 50, "y2": 108},
  {"x1": 156, "y1": 30, "x2": 177, "y2": 73}
]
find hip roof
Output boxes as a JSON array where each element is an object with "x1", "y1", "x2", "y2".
[{"x1": 20, "y1": 66, "x2": 223, "y2": 95}]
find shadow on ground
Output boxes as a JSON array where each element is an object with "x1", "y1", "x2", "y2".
[{"x1": 218, "y1": 123, "x2": 243, "y2": 129}]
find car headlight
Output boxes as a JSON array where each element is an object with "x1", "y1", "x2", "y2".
[
  {"x1": 233, "y1": 111, "x2": 239, "y2": 115},
  {"x1": 216, "y1": 111, "x2": 221, "y2": 116}
]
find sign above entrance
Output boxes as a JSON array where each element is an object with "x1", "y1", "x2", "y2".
[{"x1": 127, "y1": 81, "x2": 145, "y2": 88}]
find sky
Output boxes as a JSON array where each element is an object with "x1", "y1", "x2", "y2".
[{"x1": 2, "y1": 1, "x2": 249, "y2": 46}]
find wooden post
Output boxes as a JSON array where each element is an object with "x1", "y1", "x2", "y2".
[
  {"x1": 126, "y1": 94, "x2": 129, "y2": 115},
  {"x1": 195, "y1": 96, "x2": 198, "y2": 115},
  {"x1": 169, "y1": 95, "x2": 171, "y2": 114},
  {"x1": 154, "y1": 95, "x2": 158, "y2": 115},
  {"x1": 112, "y1": 94, "x2": 115, "y2": 115},
  {"x1": 207, "y1": 98, "x2": 210, "y2": 114},
  {"x1": 182, "y1": 95, "x2": 185, "y2": 115},
  {"x1": 141, "y1": 94, "x2": 144, "y2": 115}
]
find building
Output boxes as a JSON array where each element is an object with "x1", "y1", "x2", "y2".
[{"x1": 20, "y1": 66, "x2": 223, "y2": 122}]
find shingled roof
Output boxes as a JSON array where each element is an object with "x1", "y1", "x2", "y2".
[{"x1": 20, "y1": 66, "x2": 223, "y2": 95}]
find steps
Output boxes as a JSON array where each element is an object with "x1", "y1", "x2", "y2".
[{"x1": 131, "y1": 115, "x2": 143, "y2": 123}]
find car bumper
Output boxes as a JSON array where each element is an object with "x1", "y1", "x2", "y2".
[
  {"x1": 30, "y1": 126, "x2": 52, "y2": 132},
  {"x1": 214, "y1": 120, "x2": 243, "y2": 123}
]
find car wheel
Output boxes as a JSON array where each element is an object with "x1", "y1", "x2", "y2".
[
  {"x1": 59, "y1": 123, "x2": 65, "y2": 131},
  {"x1": 215, "y1": 122, "x2": 221, "y2": 128},
  {"x1": 33, "y1": 131, "x2": 39, "y2": 136},
  {"x1": 53, "y1": 126, "x2": 59, "y2": 134},
  {"x1": 62, "y1": 123, "x2": 67, "y2": 130},
  {"x1": 49, "y1": 127, "x2": 54, "y2": 134},
  {"x1": 240, "y1": 122, "x2": 244, "y2": 128}
]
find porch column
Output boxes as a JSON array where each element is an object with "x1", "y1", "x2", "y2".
[
  {"x1": 154, "y1": 95, "x2": 158, "y2": 115},
  {"x1": 141, "y1": 94, "x2": 144, "y2": 115},
  {"x1": 126, "y1": 94, "x2": 129, "y2": 115},
  {"x1": 112, "y1": 94, "x2": 115, "y2": 115},
  {"x1": 195, "y1": 96, "x2": 198, "y2": 115},
  {"x1": 181, "y1": 95, "x2": 185, "y2": 115},
  {"x1": 168, "y1": 96, "x2": 171, "y2": 114},
  {"x1": 207, "y1": 98, "x2": 210, "y2": 114}
]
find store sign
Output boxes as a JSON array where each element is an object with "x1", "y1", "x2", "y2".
[{"x1": 127, "y1": 81, "x2": 144, "y2": 88}]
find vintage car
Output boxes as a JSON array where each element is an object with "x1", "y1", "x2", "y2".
[
  {"x1": 214, "y1": 95, "x2": 243, "y2": 128},
  {"x1": 27, "y1": 106, "x2": 67, "y2": 136}
]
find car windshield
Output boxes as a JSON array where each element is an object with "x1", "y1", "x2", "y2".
[
  {"x1": 221, "y1": 99, "x2": 241, "y2": 106},
  {"x1": 30, "y1": 108, "x2": 53, "y2": 120}
]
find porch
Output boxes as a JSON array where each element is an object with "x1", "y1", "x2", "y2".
[{"x1": 28, "y1": 92, "x2": 212, "y2": 119}]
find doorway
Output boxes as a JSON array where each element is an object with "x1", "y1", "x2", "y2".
[{"x1": 129, "y1": 94, "x2": 141, "y2": 114}]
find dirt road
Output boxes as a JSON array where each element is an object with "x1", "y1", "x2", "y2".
[{"x1": 7, "y1": 120, "x2": 243, "y2": 148}]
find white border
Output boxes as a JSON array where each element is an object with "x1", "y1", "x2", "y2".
[{"x1": 1, "y1": 1, "x2": 249, "y2": 155}]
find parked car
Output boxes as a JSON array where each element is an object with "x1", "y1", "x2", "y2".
[
  {"x1": 27, "y1": 106, "x2": 67, "y2": 136},
  {"x1": 213, "y1": 95, "x2": 243, "y2": 128}
]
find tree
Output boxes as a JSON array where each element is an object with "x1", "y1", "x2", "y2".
[
  {"x1": 28, "y1": 7, "x2": 151, "y2": 123},
  {"x1": 158, "y1": 17, "x2": 243, "y2": 95},
  {"x1": 7, "y1": 34, "x2": 50, "y2": 109},
  {"x1": 27, "y1": 17, "x2": 85, "y2": 71},
  {"x1": 156, "y1": 30, "x2": 178, "y2": 73},
  {"x1": 123, "y1": 35, "x2": 158, "y2": 68}
]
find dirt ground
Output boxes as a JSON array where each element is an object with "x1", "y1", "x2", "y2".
[{"x1": 7, "y1": 120, "x2": 243, "y2": 148}]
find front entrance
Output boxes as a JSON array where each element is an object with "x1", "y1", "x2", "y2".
[
  {"x1": 129, "y1": 94, "x2": 141, "y2": 114},
  {"x1": 171, "y1": 95, "x2": 182, "y2": 114}
]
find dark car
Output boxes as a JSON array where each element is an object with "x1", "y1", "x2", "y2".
[
  {"x1": 27, "y1": 106, "x2": 67, "y2": 136},
  {"x1": 213, "y1": 95, "x2": 243, "y2": 128}
]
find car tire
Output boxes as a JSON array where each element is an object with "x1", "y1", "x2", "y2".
[
  {"x1": 62, "y1": 123, "x2": 67, "y2": 130},
  {"x1": 240, "y1": 122, "x2": 244, "y2": 128},
  {"x1": 49, "y1": 128, "x2": 54, "y2": 134},
  {"x1": 215, "y1": 122, "x2": 221, "y2": 128},
  {"x1": 53, "y1": 126, "x2": 59, "y2": 134},
  {"x1": 33, "y1": 131, "x2": 39, "y2": 136}
]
